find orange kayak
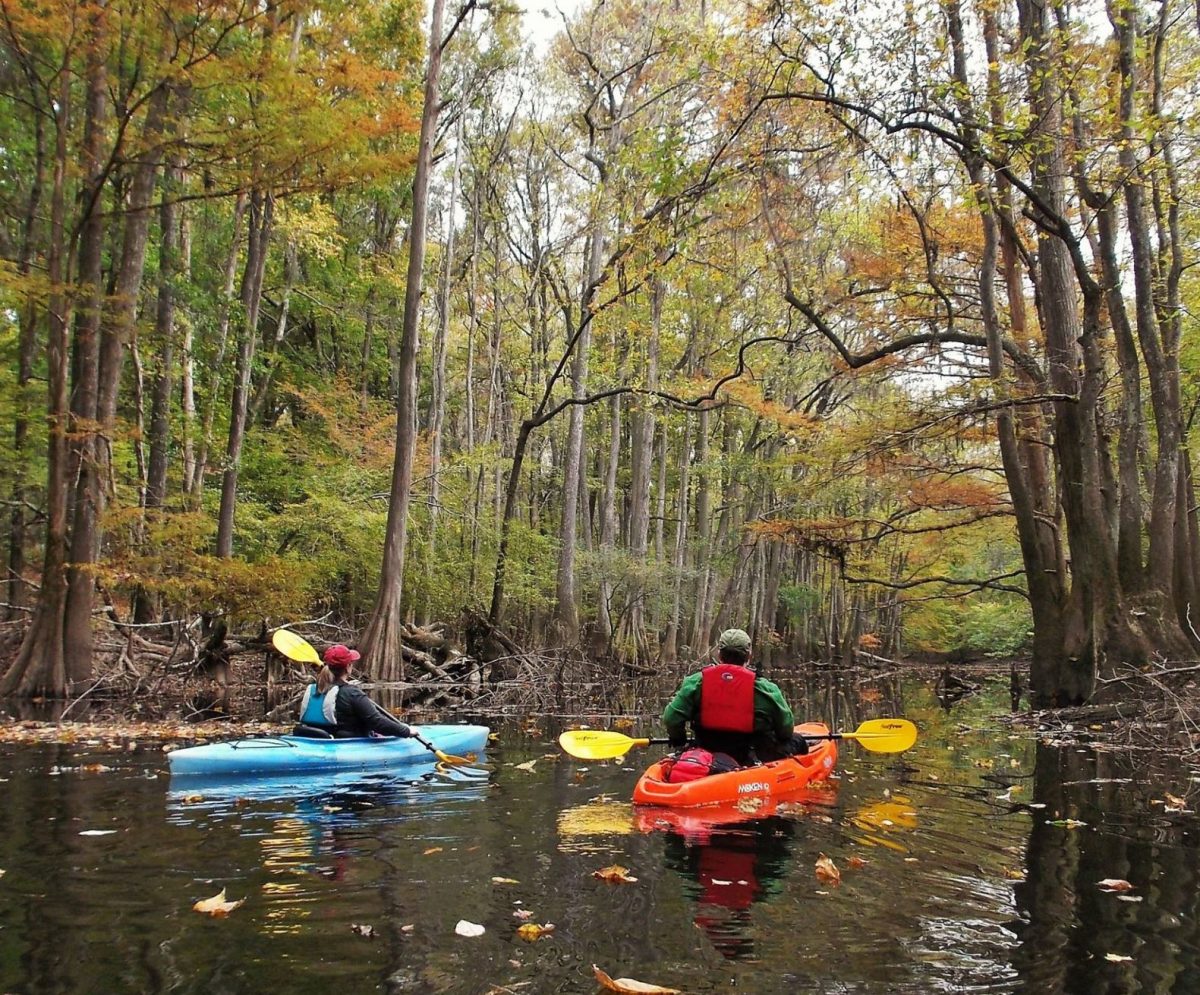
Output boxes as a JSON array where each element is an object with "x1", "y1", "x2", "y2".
[{"x1": 632, "y1": 722, "x2": 838, "y2": 809}]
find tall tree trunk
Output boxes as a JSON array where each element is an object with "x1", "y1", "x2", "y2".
[
  {"x1": 425, "y1": 122, "x2": 463, "y2": 606},
  {"x1": 2, "y1": 73, "x2": 72, "y2": 696},
  {"x1": 189, "y1": 194, "x2": 247, "y2": 503},
  {"x1": 179, "y1": 204, "x2": 196, "y2": 496},
  {"x1": 133, "y1": 156, "x2": 183, "y2": 624},
  {"x1": 5, "y1": 96, "x2": 46, "y2": 619},
  {"x1": 62, "y1": 18, "x2": 121, "y2": 681},
  {"x1": 554, "y1": 223, "x2": 599, "y2": 641},
  {"x1": 360, "y1": 0, "x2": 447, "y2": 678},
  {"x1": 214, "y1": 189, "x2": 273, "y2": 557}
]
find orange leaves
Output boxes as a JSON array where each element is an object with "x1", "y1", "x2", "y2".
[
  {"x1": 593, "y1": 865, "x2": 639, "y2": 884},
  {"x1": 904, "y1": 476, "x2": 1005, "y2": 512}
]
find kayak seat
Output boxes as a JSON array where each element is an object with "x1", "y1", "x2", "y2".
[{"x1": 291, "y1": 723, "x2": 335, "y2": 739}]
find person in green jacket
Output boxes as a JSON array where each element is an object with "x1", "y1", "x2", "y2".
[{"x1": 662, "y1": 628, "x2": 807, "y2": 766}]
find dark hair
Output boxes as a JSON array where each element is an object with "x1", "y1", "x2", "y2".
[{"x1": 718, "y1": 647, "x2": 750, "y2": 666}]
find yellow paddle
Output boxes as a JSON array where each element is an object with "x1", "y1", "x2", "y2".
[
  {"x1": 270, "y1": 628, "x2": 482, "y2": 767},
  {"x1": 558, "y1": 718, "x2": 918, "y2": 761}
]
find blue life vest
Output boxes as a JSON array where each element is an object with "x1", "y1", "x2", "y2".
[{"x1": 299, "y1": 684, "x2": 340, "y2": 728}]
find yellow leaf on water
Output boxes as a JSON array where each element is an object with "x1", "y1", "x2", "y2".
[
  {"x1": 815, "y1": 853, "x2": 841, "y2": 885},
  {"x1": 192, "y1": 888, "x2": 245, "y2": 917},
  {"x1": 516, "y1": 922, "x2": 555, "y2": 941},
  {"x1": 515, "y1": 760, "x2": 537, "y2": 772},
  {"x1": 423, "y1": 847, "x2": 443, "y2": 856},
  {"x1": 492, "y1": 877, "x2": 520, "y2": 885},
  {"x1": 593, "y1": 964, "x2": 680, "y2": 994},
  {"x1": 593, "y1": 864, "x2": 638, "y2": 883}
]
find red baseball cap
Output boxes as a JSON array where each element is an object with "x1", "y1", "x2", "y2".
[{"x1": 323, "y1": 644, "x2": 361, "y2": 668}]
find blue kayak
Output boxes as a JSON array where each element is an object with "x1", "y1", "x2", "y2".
[{"x1": 167, "y1": 724, "x2": 490, "y2": 776}]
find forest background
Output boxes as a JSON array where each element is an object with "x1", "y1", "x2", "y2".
[{"x1": 0, "y1": 0, "x2": 1196, "y2": 710}]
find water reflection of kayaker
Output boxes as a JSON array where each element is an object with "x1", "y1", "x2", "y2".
[
  {"x1": 663, "y1": 629, "x2": 807, "y2": 767},
  {"x1": 296, "y1": 645, "x2": 415, "y2": 739},
  {"x1": 662, "y1": 819, "x2": 795, "y2": 961}
]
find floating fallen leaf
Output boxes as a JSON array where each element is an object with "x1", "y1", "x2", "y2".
[
  {"x1": 401, "y1": 923, "x2": 415, "y2": 932},
  {"x1": 513, "y1": 908, "x2": 535, "y2": 920},
  {"x1": 492, "y1": 876, "x2": 520, "y2": 885},
  {"x1": 79, "y1": 830, "x2": 117, "y2": 837},
  {"x1": 1046, "y1": 818, "x2": 1086, "y2": 829},
  {"x1": 815, "y1": 853, "x2": 841, "y2": 885},
  {"x1": 78, "y1": 763, "x2": 112, "y2": 773},
  {"x1": 423, "y1": 847, "x2": 443, "y2": 856},
  {"x1": 1104, "y1": 953, "x2": 1133, "y2": 963},
  {"x1": 515, "y1": 759, "x2": 538, "y2": 772},
  {"x1": 593, "y1": 864, "x2": 638, "y2": 883},
  {"x1": 516, "y1": 922, "x2": 555, "y2": 941},
  {"x1": 847, "y1": 856, "x2": 867, "y2": 870},
  {"x1": 735, "y1": 796, "x2": 765, "y2": 814},
  {"x1": 182, "y1": 794, "x2": 205, "y2": 804},
  {"x1": 593, "y1": 964, "x2": 680, "y2": 994},
  {"x1": 455, "y1": 920, "x2": 485, "y2": 937},
  {"x1": 192, "y1": 888, "x2": 245, "y2": 917},
  {"x1": 1097, "y1": 879, "x2": 1135, "y2": 892},
  {"x1": 1003, "y1": 868, "x2": 1025, "y2": 881},
  {"x1": 350, "y1": 923, "x2": 376, "y2": 938},
  {"x1": 1164, "y1": 793, "x2": 1187, "y2": 812}
]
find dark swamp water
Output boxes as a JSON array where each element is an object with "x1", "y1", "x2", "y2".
[{"x1": 3, "y1": 673, "x2": 1200, "y2": 994}]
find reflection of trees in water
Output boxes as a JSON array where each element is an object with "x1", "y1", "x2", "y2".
[
  {"x1": 775, "y1": 669, "x2": 907, "y2": 735},
  {"x1": 662, "y1": 818, "x2": 797, "y2": 961},
  {"x1": 1015, "y1": 742, "x2": 1200, "y2": 993}
]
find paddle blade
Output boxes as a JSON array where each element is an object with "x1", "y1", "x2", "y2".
[
  {"x1": 842, "y1": 718, "x2": 917, "y2": 753},
  {"x1": 433, "y1": 748, "x2": 480, "y2": 767},
  {"x1": 558, "y1": 730, "x2": 647, "y2": 760},
  {"x1": 272, "y1": 629, "x2": 321, "y2": 666}
]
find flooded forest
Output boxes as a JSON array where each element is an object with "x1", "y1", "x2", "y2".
[
  {"x1": 1, "y1": 0, "x2": 1199, "y2": 715},
  {"x1": 2, "y1": 0, "x2": 1200, "y2": 989}
]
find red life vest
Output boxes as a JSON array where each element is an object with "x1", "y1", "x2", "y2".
[{"x1": 699, "y1": 664, "x2": 756, "y2": 733}]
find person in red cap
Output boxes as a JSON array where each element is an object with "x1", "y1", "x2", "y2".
[{"x1": 296, "y1": 644, "x2": 415, "y2": 738}]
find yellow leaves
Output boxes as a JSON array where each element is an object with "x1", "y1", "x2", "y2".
[
  {"x1": 516, "y1": 922, "x2": 555, "y2": 941},
  {"x1": 514, "y1": 760, "x2": 538, "y2": 772},
  {"x1": 192, "y1": 889, "x2": 245, "y2": 917},
  {"x1": 593, "y1": 965, "x2": 680, "y2": 994},
  {"x1": 815, "y1": 853, "x2": 841, "y2": 885},
  {"x1": 593, "y1": 865, "x2": 638, "y2": 884}
]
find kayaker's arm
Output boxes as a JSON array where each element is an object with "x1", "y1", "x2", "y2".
[
  {"x1": 662, "y1": 673, "x2": 702, "y2": 746},
  {"x1": 341, "y1": 686, "x2": 413, "y2": 738},
  {"x1": 755, "y1": 678, "x2": 796, "y2": 743}
]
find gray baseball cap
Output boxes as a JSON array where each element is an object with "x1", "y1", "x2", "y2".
[{"x1": 717, "y1": 628, "x2": 752, "y2": 653}]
